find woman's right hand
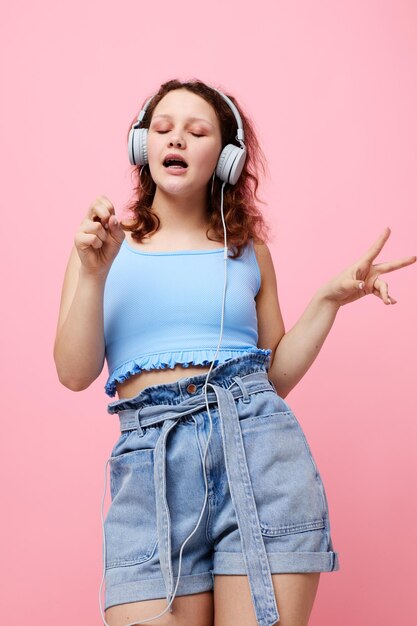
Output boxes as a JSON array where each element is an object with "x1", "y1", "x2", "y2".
[{"x1": 74, "y1": 195, "x2": 126, "y2": 278}]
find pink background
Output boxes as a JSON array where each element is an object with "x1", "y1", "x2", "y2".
[{"x1": 1, "y1": 1, "x2": 416, "y2": 624}]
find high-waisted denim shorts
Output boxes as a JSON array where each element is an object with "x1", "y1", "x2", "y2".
[{"x1": 100, "y1": 351, "x2": 340, "y2": 626}]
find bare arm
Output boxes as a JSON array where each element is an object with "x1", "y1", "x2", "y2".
[
  {"x1": 269, "y1": 293, "x2": 339, "y2": 398},
  {"x1": 254, "y1": 242, "x2": 337, "y2": 399},
  {"x1": 267, "y1": 228, "x2": 416, "y2": 398},
  {"x1": 53, "y1": 196, "x2": 125, "y2": 391},
  {"x1": 53, "y1": 247, "x2": 107, "y2": 390}
]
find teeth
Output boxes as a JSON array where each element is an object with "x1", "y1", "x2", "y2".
[{"x1": 164, "y1": 159, "x2": 187, "y2": 167}]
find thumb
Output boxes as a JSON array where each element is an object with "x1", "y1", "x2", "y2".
[
  {"x1": 108, "y1": 215, "x2": 125, "y2": 243},
  {"x1": 339, "y1": 277, "x2": 366, "y2": 294},
  {"x1": 356, "y1": 280, "x2": 366, "y2": 293}
]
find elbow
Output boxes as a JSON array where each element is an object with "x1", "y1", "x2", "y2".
[
  {"x1": 274, "y1": 385, "x2": 291, "y2": 400},
  {"x1": 268, "y1": 369, "x2": 292, "y2": 399},
  {"x1": 55, "y1": 369, "x2": 93, "y2": 392},
  {"x1": 53, "y1": 356, "x2": 96, "y2": 392},
  {"x1": 277, "y1": 388, "x2": 289, "y2": 400},
  {"x1": 53, "y1": 345, "x2": 102, "y2": 392}
]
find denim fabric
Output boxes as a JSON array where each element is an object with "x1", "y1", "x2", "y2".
[{"x1": 100, "y1": 351, "x2": 340, "y2": 626}]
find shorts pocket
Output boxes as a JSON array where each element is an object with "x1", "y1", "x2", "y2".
[
  {"x1": 104, "y1": 448, "x2": 158, "y2": 568},
  {"x1": 240, "y1": 405, "x2": 328, "y2": 537},
  {"x1": 237, "y1": 387, "x2": 292, "y2": 423}
]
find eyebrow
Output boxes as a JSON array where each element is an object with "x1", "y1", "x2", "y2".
[{"x1": 151, "y1": 114, "x2": 215, "y2": 128}]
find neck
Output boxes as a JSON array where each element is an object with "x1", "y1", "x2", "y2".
[{"x1": 151, "y1": 187, "x2": 210, "y2": 232}]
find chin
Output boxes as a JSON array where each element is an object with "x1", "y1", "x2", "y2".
[
  {"x1": 160, "y1": 181, "x2": 190, "y2": 195},
  {"x1": 155, "y1": 175, "x2": 199, "y2": 196}
]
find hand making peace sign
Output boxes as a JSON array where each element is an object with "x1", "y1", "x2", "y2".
[{"x1": 318, "y1": 227, "x2": 416, "y2": 307}]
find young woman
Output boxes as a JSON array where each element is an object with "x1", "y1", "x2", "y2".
[{"x1": 54, "y1": 79, "x2": 415, "y2": 626}]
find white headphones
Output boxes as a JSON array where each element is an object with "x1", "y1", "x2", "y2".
[{"x1": 128, "y1": 86, "x2": 247, "y2": 185}]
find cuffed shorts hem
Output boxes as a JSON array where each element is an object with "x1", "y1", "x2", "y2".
[
  {"x1": 105, "y1": 572, "x2": 214, "y2": 611},
  {"x1": 213, "y1": 550, "x2": 340, "y2": 574},
  {"x1": 105, "y1": 550, "x2": 340, "y2": 610}
]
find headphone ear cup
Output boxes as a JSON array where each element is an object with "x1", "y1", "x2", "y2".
[
  {"x1": 128, "y1": 128, "x2": 148, "y2": 166},
  {"x1": 216, "y1": 144, "x2": 247, "y2": 185}
]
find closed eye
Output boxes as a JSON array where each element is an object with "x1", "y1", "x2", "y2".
[{"x1": 154, "y1": 130, "x2": 204, "y2": 137}]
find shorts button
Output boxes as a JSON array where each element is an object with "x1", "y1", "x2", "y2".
[{"x1": 187, "y1": 383, "x2": 197, "y2": 393}]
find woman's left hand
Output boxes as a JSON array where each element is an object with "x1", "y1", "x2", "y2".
[{"x1": 317, "y1": 227, "x2": 416, "y2": 307}]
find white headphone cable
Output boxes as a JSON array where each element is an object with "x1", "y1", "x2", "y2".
[{"x1": 99, "y1": 181, "x2": 228, "y2": 625}]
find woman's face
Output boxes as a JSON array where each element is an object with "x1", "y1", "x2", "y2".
[{"x1": 147, "y1": 88, "x2": 222, "y2": 198}]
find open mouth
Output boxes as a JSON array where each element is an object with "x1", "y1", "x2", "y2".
[{"x1": 163, "y1": 158, "x2": 188, "y2": 169}]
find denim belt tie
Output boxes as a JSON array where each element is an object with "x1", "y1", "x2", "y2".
[{"x1": 111, "y1": 373, "x2": 280, "y2": 626}]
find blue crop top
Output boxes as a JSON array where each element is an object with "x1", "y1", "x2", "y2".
[{"x1": 102, "y1": 237, "x2": 271, "y2": 396}]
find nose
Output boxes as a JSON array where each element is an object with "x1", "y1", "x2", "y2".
[
  {"x1": 168, "y1": 128, "x2": 185, "y2": 148},
  {"x1": 169, "y1": 137, "x2": 184, "y2": 148}
]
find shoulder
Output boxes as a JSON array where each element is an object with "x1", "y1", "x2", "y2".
[
  {"x1": 251, "y1": 239, "x2": 284, "y2": 357},
  {"x1": 252, "y1": 240, "x2": 277, "y2": 286},
  {"x1": 252, "y1": 239, "x2": 272, "y2": 259}
]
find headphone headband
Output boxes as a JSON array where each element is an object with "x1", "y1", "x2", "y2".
[{"x1": 128, "y1": 83, "x2": 247, "y2": 185}]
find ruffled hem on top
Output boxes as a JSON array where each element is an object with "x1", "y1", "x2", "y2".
[{"x1": 104, "y1": 347, "x2": 272, "y2": 397}]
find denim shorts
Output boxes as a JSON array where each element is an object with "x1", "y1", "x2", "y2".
[{"x1": 100, "y1": 351, "x2": 340, "y2": 626}]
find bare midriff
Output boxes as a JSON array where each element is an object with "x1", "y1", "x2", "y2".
[{"x1": 115, "y1": 362, "x2": 213, "y2": 399}]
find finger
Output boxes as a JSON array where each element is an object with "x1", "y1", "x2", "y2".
[
  {"x1": 336, "y1": 277, "x2": 367, "y2": 298},
  {"x1": 76, "y1": 232, "x2": 104, "y2": 250},
  {"x1": 359, "y1": 227, "x2": 391, "y2": 264},
  {"x1": 356, "y1": 279, "x2": 367, "y2": 294},
  {"x1": 99, "y1": 194, "x2": 115, "y2": 210},
  {"x1": 372, "y1": 278, "x2": 398, "y2": 305},
  {"x1": 108, "y1": 215, "x2": 126, "y2": 242},
  {"x1": 88, "y1": 197, "x2": 115, "y2": 226},
  {"x1": 88, "y1": 207, "x2": 110, "y2": 228},
  {"x1": 91, "y1": 195, "x2": 115, "y2": 214},
  {"x1": 92, "y1": 213, "x2": 111, "y2": 230},
  {"x1": 83, "y1": 219, "x2": 108, "y2": 242},
  {"x1": 371, "y1": 255, "x2": 417, "y2": 275},
  {"x1": 372, "y1": 277, "x2": 391, "y2": 305},
  {"x1": 373, "y1": 291, "x2": 397, "y2": 305}
]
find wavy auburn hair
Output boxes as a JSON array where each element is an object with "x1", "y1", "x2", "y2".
[{"x1": 121, "y1": 78, "x2": 272, "y2": 258}]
